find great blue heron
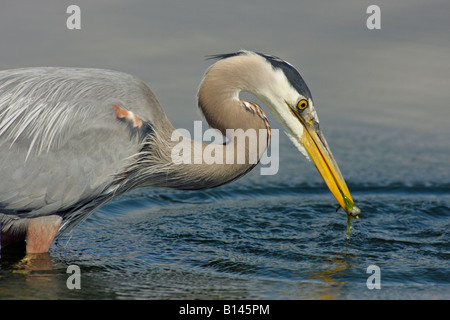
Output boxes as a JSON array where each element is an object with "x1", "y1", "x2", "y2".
[{"x1": 0, "y1": 50, "x2": 360, "y2": 254}]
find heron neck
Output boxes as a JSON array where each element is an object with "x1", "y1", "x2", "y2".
[
  {"x1": 159, "y1": 126, "x2": 269, "y2": 190},
  {"x1": 130, "y1": 56, "x2": 272, "y2": 190},
  {"x1": 161, "y1": 57, "x2": 272, "y2": 190}
]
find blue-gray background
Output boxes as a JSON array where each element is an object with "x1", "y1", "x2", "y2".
[{"x1": 0, "y1": 0, "x2": 448, "y2": 300}]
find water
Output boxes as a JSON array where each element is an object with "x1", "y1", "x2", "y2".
[
  {"x1": 0, "y1": 0, "x2": 449, "y2": 304},
  {"x1": 1, "y1": 116, "x2": 449, "y2": 300}
]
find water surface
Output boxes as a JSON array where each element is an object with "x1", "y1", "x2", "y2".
[
  {"x1": 0, "y1": 0, "x2": 449, "y2": 300},
  {"x1": 1, "y1": 117, "x2": 448, "y2": 300}
]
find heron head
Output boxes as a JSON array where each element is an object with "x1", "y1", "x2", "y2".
[{"x1": 244, "y1": 51, "x2": 360, "y2": 217}]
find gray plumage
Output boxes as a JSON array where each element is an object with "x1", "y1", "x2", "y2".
[
  {"x1": 0, "y1": 50, "x2": 359, "y2": 253},
  {"x1": 0, "y1": 52, "x2": 269, "y2": 240},
  {"x1": 0, "y1": 67, "x2": 163, "y2": 237}
]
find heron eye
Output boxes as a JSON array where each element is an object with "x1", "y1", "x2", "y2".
[{"x1": 297, "y1": 99, "x2": 308, "y2": 110}]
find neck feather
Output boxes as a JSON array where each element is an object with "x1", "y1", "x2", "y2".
[{"x1": 132, "y1": 55, "x2": 272, "y2": 190}]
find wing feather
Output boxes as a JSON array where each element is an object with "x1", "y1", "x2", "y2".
[{"x1": 0, "y1": 67, "x2": 157, "y2": 222}]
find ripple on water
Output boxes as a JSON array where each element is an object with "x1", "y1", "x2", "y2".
[{"x1": 2, "y1": 181, "x2": 449, "y2": 299}]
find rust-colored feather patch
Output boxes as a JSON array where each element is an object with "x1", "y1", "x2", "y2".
[{"x1": 113, "y1": 104, "x2": 143, "y2": 128}]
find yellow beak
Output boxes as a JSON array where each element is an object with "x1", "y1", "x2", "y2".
[{"x1": 296, "y1": 114, "x2": 360, "y2": 217}]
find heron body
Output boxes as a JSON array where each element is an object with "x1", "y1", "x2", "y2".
[{"x1": 0, "y1": 50, "x2": 359, "y2": 253}]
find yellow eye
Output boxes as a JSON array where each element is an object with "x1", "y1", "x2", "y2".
[{"x1": 297, "y1": 99, "x2": 308, "y2": 110}]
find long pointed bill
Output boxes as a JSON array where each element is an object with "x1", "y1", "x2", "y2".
[{"x1": 298, "y1": 117, "x2": 360, "y2": 218}]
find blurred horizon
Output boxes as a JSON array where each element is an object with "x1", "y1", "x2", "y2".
[{"x1": 1, "y1": 0, "x2": 448, "y2": 131}]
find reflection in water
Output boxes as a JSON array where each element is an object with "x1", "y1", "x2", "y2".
[
  {"x1": 12, "y1": 253, "x2": 55, "y2": 278},
  {"x1": 1, "y1": 188, "x2": 448, "y2": 299},
  {"x1": 306, "y1": 256, "x2": 351, "y2": 300},
  {"x1": 1, "y1": 252, "x2": 73, "y2": 299}
]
